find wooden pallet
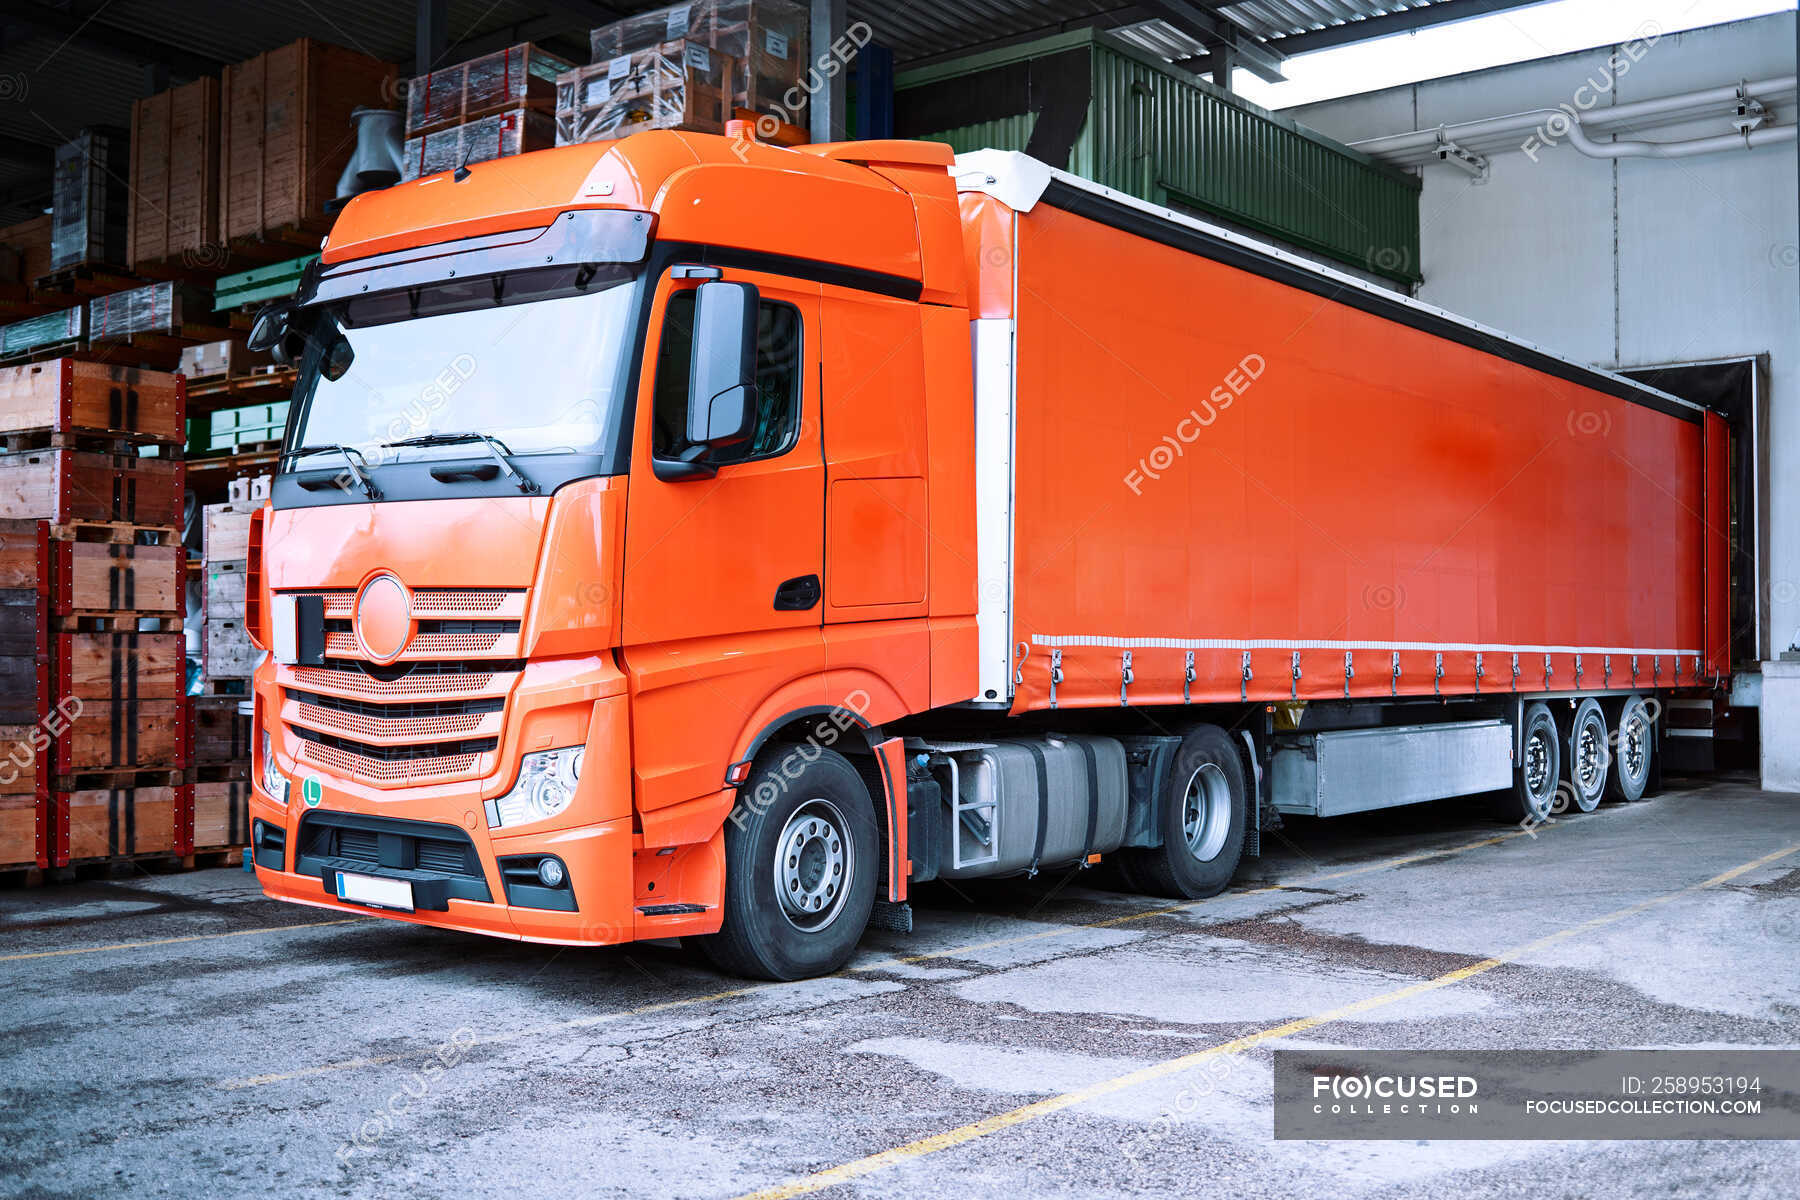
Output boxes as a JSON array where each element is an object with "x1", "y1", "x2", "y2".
[
  {"x1": 30, "y1": 264, "x2": 143, "y2": 298},
  {"x1": 195, "y1": 677, "x2": 252, "y2": 698},
  {"x1": 46, "y1": 520, "x2": 181, "y2": 545},
  {"x1": 55, "y1": 766, "x2": 191, "y2": 791},
  {"x1": 0, "y1": 430, "x2": 181, "y2": 456},
  {"x1": 53, "y1": 612, "x2": 183, "y2": 632}
]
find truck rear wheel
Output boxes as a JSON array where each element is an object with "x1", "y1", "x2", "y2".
[
  {"x1": 1564, "y1": 698, "x2": 1609, "y2": 813},
  {"x1": 697, "y1": 745, "x2": 878, "y2": 981},
  {"x1": 1119, "y1": 725, "x2": 1246, "y2": 900},
  {"x1": 1605, "y1": 694, "x2": 1654, "y2": 803},
  {"x1": 1496, "y1": 702, "x2": 1561, "y2": 824}
]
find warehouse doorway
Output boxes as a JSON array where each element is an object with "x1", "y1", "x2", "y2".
[{"x1": 1621, "y1": 356, "x2": 1767, "y2": 772}]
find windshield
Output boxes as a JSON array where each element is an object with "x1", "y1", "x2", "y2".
[{"x1": 286, "y1": 265, "x2": 640, "y2": 470}]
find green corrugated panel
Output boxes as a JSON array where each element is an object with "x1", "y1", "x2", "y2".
[
  {"x1": 921, "y1": 113, "x2": 1039, "y2": 158},
  {"x1": 896, "y1": 30, "x2": 1421, "y2": 284},
  {"x1": 214, "y1": 254, "x2": 318, "y2": 312}
]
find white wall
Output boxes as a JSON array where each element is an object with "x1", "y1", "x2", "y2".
[{"x1": 1293, "y1": 13, "x2": 1799, "y2": 663}]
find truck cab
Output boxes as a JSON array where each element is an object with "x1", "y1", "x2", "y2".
[{"x1": 247, "y1": 131, "x2": 979, "y2": 975}]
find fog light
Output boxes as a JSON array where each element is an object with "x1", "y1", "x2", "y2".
[{"x1": 537, "y1": 857, "x2": 566, "y2": 888}]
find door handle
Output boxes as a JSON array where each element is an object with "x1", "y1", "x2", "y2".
[{"x1": 773, "y1": 574, "x2": 821, "y2": 611}]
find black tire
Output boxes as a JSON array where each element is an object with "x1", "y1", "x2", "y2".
[
  {"x1": 696, "y1": 745, "x2": 878, "y2": 981},
  {"x1": 1605, "y1": 693, "x2": 1654, "y2": 803},
  {"x1": 1495, "y1": 702, "x2": 1560, "y2": 823},
  {"x1": 1118, "y1": 724, "x2": 1246, "y2": 899},
  {"x1": 1563, "y1": 698, "x2": 1608, "y2": 813}
]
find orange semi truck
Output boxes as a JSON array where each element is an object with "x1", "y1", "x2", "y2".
[{"x1": 242, "y1": 131, "x2": 1731, "y2": 980}]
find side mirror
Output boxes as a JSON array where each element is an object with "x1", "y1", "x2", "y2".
[
  {"x1": 686, "y1": 281, "x2": 759, "y2": 448},
  {"x1": 247, "y1": 301, "x2": 300, "y2": 365}
]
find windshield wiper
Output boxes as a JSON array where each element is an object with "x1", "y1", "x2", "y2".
[
  {"x1": 288, "y1": 444, "x2": 381, "y2": 500},
  {"x1": 380, "y1": 432, "x2": 540, "y2": 495}
]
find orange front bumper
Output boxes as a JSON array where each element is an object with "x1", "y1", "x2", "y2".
[{"x1": 249, "y1": 798, "x2": 641, "y2": 945}]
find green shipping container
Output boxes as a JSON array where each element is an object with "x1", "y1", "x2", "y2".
[{"x1": 895, "y1": 30, "x2": 1421, "y2": 285}]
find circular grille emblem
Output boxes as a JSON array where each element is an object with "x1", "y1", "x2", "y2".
[{"x1": 354, "y1": 574, "x2": 412, "y2": 663}]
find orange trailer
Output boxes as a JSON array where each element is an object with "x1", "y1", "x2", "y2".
[{"x1": 242, "y1": 130, "x2": 1731, "y2": 979}]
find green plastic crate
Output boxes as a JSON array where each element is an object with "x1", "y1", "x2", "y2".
[
  {"x1": 195, "y1": 401, "x2": 291, "y2": 453},
  {"x1": 214, "y1": 255, "x2": 317, "y2": 312}
]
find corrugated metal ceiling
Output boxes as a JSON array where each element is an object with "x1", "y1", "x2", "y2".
[{"x1": 0, "y1": 0, "x2": 1469, "y2": 228}]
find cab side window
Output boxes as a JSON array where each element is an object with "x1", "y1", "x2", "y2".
[{"x1": 652, "y1": 289, "x2": 803, "y2": 465}]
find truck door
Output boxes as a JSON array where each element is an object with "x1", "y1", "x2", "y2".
[{"x1": 621, "y1": 268, "x2": 827, "y2": 813}]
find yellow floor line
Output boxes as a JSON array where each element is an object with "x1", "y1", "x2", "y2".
[
  {"x1": 0, "y1": 917, "x2": 373, "y2": 964},
  {"x1": 733, "y1": 842, "x2": 1800, "y2": 1200}
]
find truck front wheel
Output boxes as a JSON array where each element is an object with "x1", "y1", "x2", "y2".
[
  {"x1": 1119, "y1": 724, "x2": 1246, "y2": 900},
  {"x1": 697, "y1": 745, "x2": 879, "y2": 981}
]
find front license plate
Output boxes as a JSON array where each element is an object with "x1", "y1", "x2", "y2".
[{"x1": 336, "y1": 871, "x2": 415, "y2": 911}]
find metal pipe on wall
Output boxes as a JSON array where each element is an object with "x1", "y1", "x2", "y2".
[{"x1": 1352, "y1": 75, "x2": 1797, "y2": 164}]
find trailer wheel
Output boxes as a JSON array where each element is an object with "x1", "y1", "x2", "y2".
[
  {"x1": 1605, "y1": 694, "x2": 1654, "y2": 803},
  {"x1": 1565, "y1": 698, "x2": 1609, "y2": 813},
  {"x1": 1496, "y1": 702, "x2": 1561, "y2": 824},
  {"x1": 696, "y1": 745, "x2": 878, "y2": 981},
  {"x1": 1120, "y1": 725, "x2": 1246, "y2": 899}
]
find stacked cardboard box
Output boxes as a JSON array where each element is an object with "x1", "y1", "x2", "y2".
[
  {"x1": 88, "y1": 281, "x2": 209, "y2": 343},
  {"x1": 588, "y1": 0, "x2": 809, "y2": 127},
  {"x1": 402, "y1": 109, "x2": 557, "y2": 180},
  {"x1": 0, "y1": 359, "x2": 191, "y2": 869},
  {"x1": 405, "y1": 43, "x2": 572, "y2": 136},
  {"x1": 555, "y1": 43, "x2": 737, "y2": 144}
]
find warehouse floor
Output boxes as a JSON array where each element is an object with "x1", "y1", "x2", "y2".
[{"x1": 3, "y1": 775, "x2": 1797, "y2": 1198}]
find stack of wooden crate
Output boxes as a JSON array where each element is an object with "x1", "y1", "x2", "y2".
[
  {"x1": 0, "y1": 358, "x2": 191, "y2": 873},
  {"x1": 200, "y1": 501, "x2": 259, "y2": 686}
]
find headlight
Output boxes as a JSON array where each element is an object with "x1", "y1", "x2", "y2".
[
  {"x1": 488, "y1": 746, "x2": 584, "y2": 829},
  {"x1": 261, "y1": 729, "x2": 289, "y2": 805}
]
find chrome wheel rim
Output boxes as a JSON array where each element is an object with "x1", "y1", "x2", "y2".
[
  {"x1": 774, "y1": 798, "x2": 853, "y2": 933},
  {"x1": 1180, "y1": 763, "x2": 1232, "y2": 863},
  {"x1": 1525, "y1": 726, "x2": 1552, "y2": 798},
  {"x1": 1575, "y1": 718, "x2": 1605, "y2": 802},
  {"x1": 1622, "y1": 708, "x2": 1648, "y2": 783}
]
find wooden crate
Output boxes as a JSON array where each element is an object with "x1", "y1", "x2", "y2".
[
  {"x1": 204, "y1": 558, "x2": 246, "y2": 617},
  {"x1": 50, "y1": 540, "x2": 183, "y2": 615},
  {"x1": 0, "y1": 216, "x2": 54, "y2": 287},
  {"x1": 193, "y1": 779, "x2": 250, "y2": 851},
  {"x1": 0, "y1": 790, "x2": 50, "y2": 870},
  {"x1": 57, "y1": 784, "x2": 193, "y2": 864},
  {"x1": 220, "y1": 40, "x2": 397, "y2": 244},
  {"x1": 0, "y1": 450, "x2": 183, "y2": 525},
  {"x1": 0, "y1": 521, "x2": 48, "y2": 727},
  {"x1": 0, "y1": 726, "x2": 43, "y2": 796},
  {"x1": 0, "y1": 358, "x2": 185, "y2": 446},
  {"x1": 57, "y1": 632, "x2": 185, "y2": 702},
  {"x1": 192, "y1": 695, "x2": 252, "y2": 765},
  {"x1": 204, "y1": 617, "x2": 261, "y2": 679},
  {"x1": 178, "y1": 338, "x2": 267, "y2": 383},
  {"x1": 203, "y1": 502, "x2": 255, "y2": 561},
  {"x1": 129, "y1": 78, "x2": 222, "y2": 271},
  {"x1": 55, "y1": 697, "x2": 188, "y2": 777}
]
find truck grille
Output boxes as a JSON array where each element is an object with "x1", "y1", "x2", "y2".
[{"x1": 276, "y1": 588, "x2": 525, "y2": 788}]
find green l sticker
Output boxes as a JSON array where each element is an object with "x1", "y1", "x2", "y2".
[{"x1": 302, "y1": 777, "x2": 323, "y2": 807}]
